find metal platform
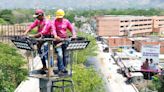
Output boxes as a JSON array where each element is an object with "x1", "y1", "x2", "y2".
[
  {"x1": 10, "y1": 36, "x2": 90, "y2": 92},
  {"x1": 29, "y1": 69, "x2": 74, "y2": 92},
  {"x1": 29, "y1": 69, "x2": 72, "y2": 80}
]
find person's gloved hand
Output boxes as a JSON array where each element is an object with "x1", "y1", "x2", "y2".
[
  {"x1": 70, "y1": 36, "x2": 77, "y2": 41},
  {"x1": 28, "y1": 34, "x2": 35, "y2": 38},
  {"x1": 23, "y1": 32, "x2": 28, "y2": 36},
  {"x1": 54, "y1": 35, "x2": 62, "y2": 41}
]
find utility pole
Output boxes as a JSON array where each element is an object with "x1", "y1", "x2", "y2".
[{"x1": 40, "y1": 79, "x2": 52, "y2": 92}]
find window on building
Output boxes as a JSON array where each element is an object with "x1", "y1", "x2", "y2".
[
  {"x1": 159, "y1": 24, "x2": 163, "y2": 26},
  {"x1": 159, "y1": 19, "x2": 164, "y2": 21},
  {"x1": 132, "y1": 41, "x2": 135, "y2": 44},
  {"x1": 139, "y1": 24, "x2": 143, "y2": 26},
  {"x1": 120, "y1": 30, "x2": 125, "y2": 32}
]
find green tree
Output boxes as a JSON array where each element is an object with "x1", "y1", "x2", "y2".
[
  {"x1": 0, "y1": 18, "x2": 7, "y2": 24},
  {"x1": 157, "y1": 75, "x2": 164, "y2": 92},
  {"x1": 72, "y1": 65, "x2": 104, "y2": 92},
  {"x1": 54, "y1": 65, "x2": 104, "y2": 92},
  {"x1": 0, "y1": 43, "x2": 28, "y2": 92},
  {"x1": 0, "y1": 9, "x2": 15, "y2": 24},
  {"x1": 13, "y1": 9, "x2": 34, "y2": 23},
  {"x1": 65, "y1": 10, "x2": 76, "y2": 23},
  {"x1": 73, "y1": 31, "x2": 98, "y2": 64},
  {"x1": 72, "y1": 32, "x2": 104, "y2": 92}
]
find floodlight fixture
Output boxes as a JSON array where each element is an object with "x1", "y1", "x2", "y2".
[
  {"x1": 66, "y1": 40, "x2": 90, "y2": 50},
  {"x1": 11, "y1": 36, "x2": 35, "y2": 51}
]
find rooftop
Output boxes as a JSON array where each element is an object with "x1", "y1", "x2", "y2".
[{"x1": 97, "y1": 15, "x2": 152, "y2": 20}]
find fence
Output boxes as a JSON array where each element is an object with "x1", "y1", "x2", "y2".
[{"x1": 0, "y1": 24, "x2": 27, "y2": 43}]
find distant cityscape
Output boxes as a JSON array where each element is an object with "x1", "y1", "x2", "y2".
[
  {"x1": 95, "y1": 15, "x2": 164, "y2": 92},
  {"x1": 96, "y1": 15, "x2": 164, "y2": 53}
]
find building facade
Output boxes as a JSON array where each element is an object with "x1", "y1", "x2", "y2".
[
  {"x1": 108, "y1": 37, "x2": 132, "y2": 48},
  {"x1": 133, "y1": 40, "x2": 164, "y2": 54},
  {"x1": 108, "y1": 37, "x2": 164, "y2": 54},
  {"x1": 153, "y1": 16, "x2": 164, "y2": 34},
  {"x1": 96, "y1": 15, "x2": 164, "y2": 37}
]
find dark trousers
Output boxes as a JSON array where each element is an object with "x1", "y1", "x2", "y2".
[
  {"x1": 62, "y1": 44, "x2": 69, "y2": 67},
  {"x1": 37, "y1": 41, "x2": 46, "y2": 67},
  {"x1": 37, "y1": 35, "x2": 54, "y2": 67}
]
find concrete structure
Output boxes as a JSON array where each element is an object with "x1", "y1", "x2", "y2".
[
  {"x1": 15, "y1": 77, "x2": 39, "y2": 92},
  {"x1": 96, "y1": 15, "x2": 164, "y2": 36},
  {"x1": 95, "y1": 43, "x2": 138, "y2": 92},
  {"x1": 153, "y1": 16, "x2": 164, "y2": 35},
  {"x1": 108, "y1": 36, "x2": 164, "y2": 54},
  {"x1": 133, "y1": 40, "x2": 164, "y2": 54},
  {"x1": 108, "y1": 37, "x2": 132, "y2": 48}
]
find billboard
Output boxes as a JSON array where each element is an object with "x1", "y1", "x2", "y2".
[{"x1": 141, "y1": 45, "x2": 160, "y2": 64}]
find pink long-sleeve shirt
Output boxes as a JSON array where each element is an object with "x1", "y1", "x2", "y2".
[
  {"x1": 52, "y1": 18, "x2": 76, "y2": 38},
  {"x1": 28, "y1": 19, "x2": 52, "y2": 35}
]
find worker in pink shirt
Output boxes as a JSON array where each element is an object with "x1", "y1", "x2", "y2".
[
  {"x1": 52, "y1": 9, "x2": 76, "y2": 74},
  {"x1": 24, "y1": 9, "x2": 53, "y2": 70}
]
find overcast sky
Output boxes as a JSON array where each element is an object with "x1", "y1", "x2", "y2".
[{"x1": 0, "y1": 0, "x2": 163, "y2": 9}]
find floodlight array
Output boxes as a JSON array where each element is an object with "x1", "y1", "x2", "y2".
[
  {"x1": 12, "y1": 41, "x2": 33, "y2": 50},
  {"x1": 11, "y1": 36, "x2": 34, "y2": 51},
  {"x1": 66, "y1": 41, "x2": 90, "y2": 50}
]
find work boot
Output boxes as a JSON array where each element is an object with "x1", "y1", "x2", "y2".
[
  {"x1": 40, "y1": 70, "x2": 47, "y2": 74},
  {"x1": 58, "y1": 69, "x2": 68, "y2": 76},
  {"x1": 53, "y1": 70, "x2": 59, "y2": 74},
  {"x1": 61, "y1": 69, "x2": 68, "y2": 74},
  {"x1": 41, "y1": 66, "x2": 48, "y2": 70}
]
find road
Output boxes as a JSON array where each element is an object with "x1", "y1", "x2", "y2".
[{"x1": 87, "y1": 42, "x2": 137, "y2": 92}]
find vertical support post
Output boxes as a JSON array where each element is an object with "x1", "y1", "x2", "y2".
[
  {"x1": 39, "y1": 78, "x2": 52, "y2": 92},
  {"x1": 50, "y1": 40, "x2": 54, "y2": 67},
  {"x1": 70, "y1": 51, "x2": 73, "y2": 76},
  {"x1": 47, "y1": 41, "x2": 51, "y2": 78},
  {"x1": 47, "y1": 40, "x2": 54, "y2": 77},
  {"x1": 7, "y1": 24, "x2": 9, "y2": 42},
  {"x1": 0, "y1": 25, "x2": 2, "y2": 42},
  {"x1": 31, "y1": 51, "x2": 34, "y2": 71},
  {"x1": 62, "y1": 80, "x2": 65, "y2": 92},
  {"x1": 14, "y1": 25, "x2": 15, "y2": 36},
  {"x1": 2, "y1": 25, "x2": 4, "y2": 42},
  {"x1": 27, "y1": 54, "x2": 30, "y2": 75}
]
